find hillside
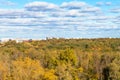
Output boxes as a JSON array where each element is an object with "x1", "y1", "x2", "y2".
[{"x1": 0, "y1": 38, "x2": 120, "y2": 80}]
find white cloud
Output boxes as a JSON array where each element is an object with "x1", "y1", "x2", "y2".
[
  {"x1": 110, "y1": 8, "x2": 120, "y2": 13},
  {"x1": 0, "y1": 0, "x2": 16, "y2": 6},
  {"x1": 105, "y1": 2, "x2": 112, "y2": 6},
  {"x1": 81, "y1": 6, "x2": 101, "y2": 13},
  {"x1": 25, "y1": 1, "x2": 60, "y2": 12},
  {"x1": 96, "y1": 1, "x2": 112, "y2": 6},
  {"x1": 0, "y1": 1, "x2": 119, "y2": 38},
  {"x1": 61, "y1": 1, "x2": 87, "y2": 9},
  {"x1": 96, "y1": 2, "x2": 104, "y2": 6}
]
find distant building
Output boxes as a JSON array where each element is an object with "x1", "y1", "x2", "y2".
[
  {"x1": 14, "y1": 38, "x2": 32, "y2": 43},
  {"x1": 15, "y1": 39, "x2": 24, "y2": 43},
  {"x1": 29, "y1": 39, "x2": 32, "y2": 42},
  {"x1": 0, "y1": 38, "x2": 11, "y2": 43},
  {"x1": 0, "y1": 38, "x2": 33, "y2": 43}
]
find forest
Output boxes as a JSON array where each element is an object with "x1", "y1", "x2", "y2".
[{"x1": 0, "y1": 38, "x2": 120, "y2": 80}]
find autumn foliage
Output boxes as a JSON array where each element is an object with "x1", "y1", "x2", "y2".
[{"x1": 0, "y1": 38, "x2": 120, "y2": 80}]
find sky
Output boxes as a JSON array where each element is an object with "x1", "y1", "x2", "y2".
[{"x1": 0, "y1": 0, "x2": 120, "y2": 39}]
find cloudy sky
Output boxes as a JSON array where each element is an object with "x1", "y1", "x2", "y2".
[{"x1": 0, "y1": 0, "x2": 120, "y2": 39}]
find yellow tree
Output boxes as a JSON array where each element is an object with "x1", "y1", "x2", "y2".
[
  {"x1": 44, "y1": 69, "x2": 58, "y2": 80},
  {"x1": 0, "y1": 61, "x2": 9, "y2": 80},
  {"x1": 12, "y1": 57, "x2": 44, "y2": 80}
]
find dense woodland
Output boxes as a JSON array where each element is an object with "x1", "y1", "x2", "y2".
[{"x1": 0, "y1": 38, "x2": 120, "y2": 80}]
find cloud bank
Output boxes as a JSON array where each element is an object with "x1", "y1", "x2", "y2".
[{"x1": 0, "y1": 1, "x2": 119, "y2": 39}]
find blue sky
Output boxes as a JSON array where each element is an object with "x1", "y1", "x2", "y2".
[{"x1": 0, "y1": 0, "x2": 120, "y2": 39}]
